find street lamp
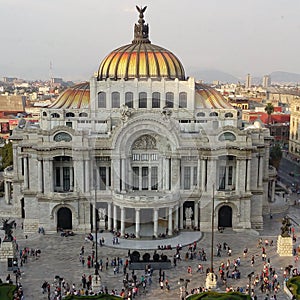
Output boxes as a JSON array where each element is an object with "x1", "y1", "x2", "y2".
[
  {"x1": 205, "y1": 184, "x2": 217, "y2": 289},
  {"x1": 247, "y1": 272, "x2": 254, "y2": 296}
]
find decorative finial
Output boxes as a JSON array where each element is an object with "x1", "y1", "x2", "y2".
[{"x1": 132, "y1": 6, "x2": 150, "y2": 43}]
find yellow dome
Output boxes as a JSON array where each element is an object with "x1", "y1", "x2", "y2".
[
  {"x1": 49, "y1": 82, "x2": 90, "y2": 109},
  {"x1": 97, "y1": 6, "x2": 185, "y2": 81}
]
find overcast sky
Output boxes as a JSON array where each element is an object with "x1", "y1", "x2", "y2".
[{"x1": 1, "y1": 0, "x2": 300, "y2": 81}]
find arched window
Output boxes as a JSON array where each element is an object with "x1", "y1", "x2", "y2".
[
  {"x1": 219, "y1": 132, "x2": 236, "y2": 141},
  {"x1": 139, "y1": 92, "x2": 147, "y2": 108},
  {"x1": 165, "y1": 92, "x2": 174, "y2": 108},
  {"x1": 51, "y1": 113, "x2": 60, "y2": 118},
  {"x1": 152, "y1": 92, "x2": 160, "y2": 108},
  {"x1": 179, "y1": 92, "x2": 187, "y2": 108},
  {"x1": 79, "y1": 112, "x2": 88, "y2": 117},
  {"x1": 125, "y1": 92, "x2": 133, "y2": 108},
  {"x1": 42, "y1": 111, "x2": 47, "y2": 117},
  {"x1": 98, "y1": 92, "x2": 106, "y2": 108},
  {"x1": 225, "y1": 112, "x2": 233, "y2": 118},
  {"x1": 112, "y1": 92, "x2": 120, "y2": 108},
  {"x1": 209, "y1": 112, "x2": 218, "y2": 117},
  {"x1": 196, "y1": 112, "x2": 205, "y2": 117},
  {"x1": 54, "y1": 132, "x2": 72, "y2": 142},
  {"x1": 66, "y1": 112, "x2": 75, "y2": 117}
]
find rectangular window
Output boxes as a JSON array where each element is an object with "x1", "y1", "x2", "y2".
[
  {"x1": 139, "y1": 92, "x2": 147, "y2": 108},
  {"x1": 98, "y1": 92, "x2": 106, "y2": 108},
  {"x1": 151, "y1": 166, "x2": 158, "y2": 190},
  {"x1": 183, "y1": 167, "x2": 191, "y2": 190},
  {"x1": 142, "y1": 167, "x2": 148, "y2": 190},
  {"x1": 179, "y1": 92, "x2": 187, "y2": 108},
  {"x1": 66, "y1": 121, "x2": 72, "y2": 128},
  {"x1": 193, "y1": 166, "x2": 197, "y2": 186},
  {"x1": 152, "y1": 92, "x2": 160, "y2": 108},
  {"x1": 166, "y1": 92, "x2": 174, "y2": 108},
  {"x1": 56, "y1": 167, "x2": 61, "y2": 187},
  {"x1": 219, "y1": 166, "x2": 226, "y2": 190},
  {"x1": 63, "y1": 167, "x2": 70, "y2": 191},
  {"x1": 133, "y1": 167, "x2": 139, "y2": 190},
  {"x1": 125, "y1": 92, "x2": 134, "y2": 108},
  {"x1": 99, "y1": 167, "x2": 106, "y2": 190},
  {"x1": 228, "y1": 166, "x2": 233, "y2": 185},
  {"x1": 141, "y1": 154, "x2": 149, "y2": 161},
  {"x1": 151, "y1": 154, "x2": 157, "y2": 161},
  {"x1": 133, "y1": 154, "x2": 140, "y2": 161},
  {"x1": 112, "y1": 92, "x2": 120, "y2": 108}
]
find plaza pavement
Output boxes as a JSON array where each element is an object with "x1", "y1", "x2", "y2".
[{"x1": 0, "y1": 194, "x2": 299, "y2": 300}]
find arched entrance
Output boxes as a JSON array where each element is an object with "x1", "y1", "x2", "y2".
[
  {"x1": 57, "y1": 207, "x2": 72, "y2": 230},
  {"x1": 218, "y1": 205, "x2": 232, "y2": 228}
]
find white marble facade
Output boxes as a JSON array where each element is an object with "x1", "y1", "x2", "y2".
[{"x1": 4, "y1": 7, "x2": 274, "y2": 236}]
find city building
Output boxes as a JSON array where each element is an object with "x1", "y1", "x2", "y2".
[
  {"x1": 289, "y1": 99, "x2": 300, "y2": 156},
  {"x1": 245, "y1": 73, "x2": 251, "y2": 89},
  {"x1": 4, "y1": 7, "x2": 273, "y2": 235}
]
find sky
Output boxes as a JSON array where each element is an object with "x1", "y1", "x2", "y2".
[{"x1": 1, "y1": 0, "x2": 300, "y2": 81}]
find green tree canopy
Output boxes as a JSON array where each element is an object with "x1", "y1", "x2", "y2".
[
  {"x1": 270, "y1": 143, "x2": 282, "y2": 169},
  {"x1": 0, "y1": 142, "x2": 13, "y2": 171}
]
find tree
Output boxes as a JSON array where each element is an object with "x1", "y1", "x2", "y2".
[
  {"x1": 270, "y1": 143, "x2": 282, "y2": 169},
  {"x1": 0, "y1": 142, "x2": 13, "y2": 171},
  {"x1": 265, "y1": 103, "x2": 274, "y2": 124}
]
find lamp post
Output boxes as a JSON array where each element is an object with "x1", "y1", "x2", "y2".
[
  {"x1": 247, "y1": 272, "x2": 254, "y2": 296},
  {"x1": 205, "y1": 184, "x2": 217, "y2": 289}
]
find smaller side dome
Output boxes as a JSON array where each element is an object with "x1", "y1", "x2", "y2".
[
  {"x1": 49, "y1": 82, "x2": 90, "y2": 109},
  {"x1": 195, "y1": 83, "x2": 233, "y2": 109}
]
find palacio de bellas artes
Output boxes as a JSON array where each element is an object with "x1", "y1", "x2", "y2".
[{"x1": 3, "y1": 6, "x2": 274, "y2": 238}]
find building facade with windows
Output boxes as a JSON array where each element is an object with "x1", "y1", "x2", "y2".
[{"x1": 4, "y1": 7, "x2": 273, "y2": 235}]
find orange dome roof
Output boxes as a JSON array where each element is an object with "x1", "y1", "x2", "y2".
[
  {"x1": 49, "y1": 82, "x2": 90, "y2": 109},
  {"x1": 97, "y1": 6, "x2": 185, "y2": 81}
]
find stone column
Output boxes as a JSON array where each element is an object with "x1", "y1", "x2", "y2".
[
  {"x1": 175, "y1": 205, "x2": 179, "y2": 230},
  {"x1": 37, "y1": 159, "x2": 43, "y2": 193},
  {"x1": 120, "y1": 207, "x2": 125, "y2": 237},
  {"x1": 191, "y1": 166, "x2": 195, "y2": 188},
  {"x1": 23, "y1": 156, "x2": 28, "y2": 189},
  {"x1": 121, "y1": 158, "x2": 126, "y2": 191},
  {"x1": 85, "y1": 160, "x2": 90, "y2": 193},
  {"x1": 235, "y1": 159, "x2": 240, "y2": 194},
  {"x1": 258, "y1": 155, "x2": 263, "y2": 187},
  {"x1": 171, "y1": 157, "x2": 180, "y2": 191},
  {"x1": 4, "y1": 181, "x2": 10, "y2": 204},
  {"x1": 159, "y1": 157, "x2": 163, "y2": 190},
  {"x1": 113, "y1": 204, "x2": 117, "y2": 231},
  {"x1": 239, "y1": 160, "x2": 246, "y2": 193},
  {"x1": 201, "y1": 158, "x2": 206, "y2": 191},
  {"x1": 49, "y1": 159, "x2": 53, "y2": 192},
  {"x1": 107, "y1": 202, "x2": 112, "y2": 231},
  {"x1": 180, "y1": 204, "x2": 184, "y2": 229},
  {"x1": 271, "y1": 180, "x2": 276, "y2": 202},
  {"x1": 135, "y1": 208, "x2": 140, "y2": 238},
  {"x1": 139, "y1": 167, "x2": 142, "y2": 190},
  {"x1": 148, "y1": 167, "x2": 152, "y2": 190},
  {"x1": 197, "y1": 158, "x2": 201, "y2": 188},
  {"x1": 106, "y1": 167, "x2": 110, "y2": 190},
  {"x1": 246, "y1": 159, "x2": 251, "y2": 191},
  {"x1": 168, "y1": 207, "x2": 173, "y2": 236},
  {"x1": 207, "y1": 158, "x2": 217, "y2": 193},
  {"x1": 194, "y1": 201, "x2": 199, "y2": 229},
  {"x1": 166, "y1": 158, "x2": 170, "y2": 190},
  {"x1": 153, "y1": 208, "x2": 158, "y2": 238}
]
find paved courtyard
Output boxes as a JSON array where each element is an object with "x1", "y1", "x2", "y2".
[{"x1": 0, "y1": 194, "x2": 299, "y2": 299}]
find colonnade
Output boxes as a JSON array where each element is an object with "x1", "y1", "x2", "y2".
[{"x1": 104, "y1": 203, "x2": 199, "y2": 238}]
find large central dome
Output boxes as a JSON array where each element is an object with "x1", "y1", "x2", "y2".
[{"x1": 97, "y1": 6, "x2": 185, "y2": 81}]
